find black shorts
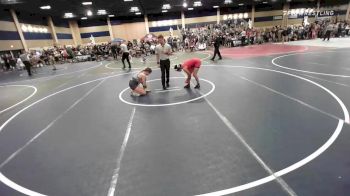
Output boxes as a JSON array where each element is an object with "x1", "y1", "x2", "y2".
[{"x1": 129, "y1": 79, "x2": 139, "y2": 90}]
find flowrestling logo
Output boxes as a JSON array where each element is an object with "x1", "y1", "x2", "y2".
[{"x1": 283, "y1": 8, "x2": 335, "y2": 17}]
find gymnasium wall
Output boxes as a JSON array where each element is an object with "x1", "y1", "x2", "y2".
[
  {"x1": 53, "y1": 18, "x2": 74, "y2": 46},
  {"x1": 111, "y1": 16, "x2": 147, "y2": 41},
  {"x1": 147, "y1": 13, "x2": 182, "y2": 37},
  {"x1": 17, "y1": 12, "x2": 54, "y2": 49},
  {"x1": 0, "y1": 2, "x2": 349, "y2": 51},
  {"x1": 254, "y1": 10, "x2": 284, "y2": 28},
  {"x1": 68, "y1": 21, "x2": 82, "y2": 46},
  {"x1": 0, "y1": 10, "x2": 23, "y2": 51},
  {"x1": 185, "y1": 9, "x2": 217, "y2": 29},
  {"x1": 78, "y1": 19, "x2": 110, "y2": 44}
]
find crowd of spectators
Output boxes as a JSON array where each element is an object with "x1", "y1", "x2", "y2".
[
  {"x1": 1, "y1": 19, "x2": 349, "y2": 72},
  {"x1": 180, "y1": 19, "x2": 350, "y2": 49}
]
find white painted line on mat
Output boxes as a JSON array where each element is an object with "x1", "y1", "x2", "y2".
[
  {"x1": 204, "y1": 96, "x2": 297, "y2": 196},
  {"x1": 105, "y1": 62, "x2": 142, "y2": 70},
  {"x1": 154, "y1": 87, "x2": 181, "y2": 93},
  {"x1": 203, "y1": 65, "x2": 350, "y2": 123},
  {"x1": 271, "y1": 51, "x2": 350, "y2": 78},
  {"x1": 195, "y1": 65, "x2": 349, "y2": 196},
  {"x1": 155, "y1": 88, "x2": 182, "y2": 93},
  {"x1": 107, "y1": 107, "x2": 136, "y2": 196},
  {"x1": 1, "y1": 65, "x2": 347, "y2": 196},
  {"x1": 0, "y1": 85, "x2": 37, "y2": 115},
  {"x1": 147, "y1": 55, "x2": 178, "y2": 63},
  {"x1": 216, "y1": 46, "x2": 309, "y2": 57},
  {"x1": 301, "y1": 74, "x2": 350, "y2": 87},
  {"x1": 52, "y1": 81, "x2": 71, "y2": 92},
  {"x1": 154, "y1": 86, "x2": 179, "y2": 91},
  {"x1": 195, "y1": 51, "x2": 212, "y2": 61},
  {"x1": 238, "y1": 76, "x2": 344, "y2": 123},
  {"x1": 0, "y1": 69, "x2": 156, "y2": 196},
  {"x1": 0, "y1": 172, "x2": 45, "y2": 196},
  {"x1": 119, "y1": 77, "x2": 215, "y2": 107},
  {"x1": 197, "y1": 119, "x2": 344, "y2": 196},
  {"x1": 182, "y1": 71, "x2": 297, "y2": 196},
  {"x1": 0, "y1": 62, "x2": 103, "y2": 86},
  {"x1": 0, "y1": 79, "x2": 106, "y2": 169}
]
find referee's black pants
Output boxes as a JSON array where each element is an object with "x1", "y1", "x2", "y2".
[
  {"x1": 160, "y1": 59, "x2": 170, "y2": 88},
  {"x1": 323, "y1": 30, "x2": 331, "y2": 41},
  {"x1": 23, "y1": 61, "x2": 32, "y2": 76},
  {"x1": 212, "y1": 47, "x2": 222, "y2": 60},
  {"x1": 122, "y1": 52, "x2": 131, "y2": 68}
]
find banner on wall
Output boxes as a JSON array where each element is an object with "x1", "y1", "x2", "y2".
[
  {"x1": 273, "y1": 15, "x2": 283, "y2": 20},
  {"x1": 284, "y1": 9, "x2": 336, "y2": 17}
]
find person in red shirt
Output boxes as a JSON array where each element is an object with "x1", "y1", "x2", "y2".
[{"x1": 174, "y1": 58, "x2": 201, "y2": 89}]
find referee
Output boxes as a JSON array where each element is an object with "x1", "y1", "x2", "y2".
[
  {"x1": 121, "y1": 41, "x2": 131, "y2": 69},
  {"x1": 156, "y1": 35, "x2": 172, "y2": 90},
  {"x1": 211, "y1": 34, "x2": 222, "y2": 61},
  {"x1": 19, "y1": 50, "x2": 32, "y2": 76}
]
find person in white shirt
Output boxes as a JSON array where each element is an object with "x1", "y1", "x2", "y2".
[
  {"x1": 155, "y1": 35, "x2": 172, "y2": 90},
  {"x1": 19, "y1": 50, "x2": 32, "y2": 76},
  {"x1": 323, "y1": 23, "x2": 333, "y2": 41},
  {"x1": 121, "y1": 41, "x2": 131, "y2": 69}
]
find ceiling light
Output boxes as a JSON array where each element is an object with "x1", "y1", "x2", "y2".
[
  {"x1": 213, "y1": 5, "x2": 219, "y2": 8},
  {"x1": 130, "y1": 6, "x2": 139, "y2": 12},
  {"x1": 188, "y1": 7, "x2": 194, "y2": 10},
  {"x1": 87, "y1": 10, "x2": 93, "y2": 16},
  {"x1": 27, "y1": 25, "x2": 33, "y2": 32},
  {"x1": 40, "y1": 5, "x2": 51, "y2": 10},
  {"x1": 238, "y1": 3, "x2": 244, "y2": 6},
  {"x1": 97, "y1": 9, "x2": 107, "y2": 15},
  {"x1": 243, "y1": 13, "x2": 249, "y2": 18},
  {"x1": 21, "y1": 25, "x2": 27, "y2": 32},
  {"x1": 262, "y1": 1, "x2": 268, "y2": 4},
  {"x1": 193, "y1": 1, "x2": 202, "y2": 7},
  {"x1": 162, "y1": 10, "x2": 168, "y2": 13},
  {"x1": 224, "y1": 0, "x2": 232, "y2": 4},
  {"x1": 124, "y1": 0, "x2": 133, "y2": 1},
  {"x1": 82, "y1": 2, "x2": 92, "y2": 5},
  {"x1": 162, "y1": 4, "x2": 171, "y2": 10},
  {"x1": 183, "y1": 2, "x2": 187, "y2": 8},
  {"x1": 81, "y1": 17, "x2": 87, "y2": 20},
  {"x1": 64, "y1": 13, "x2": 74, "y2": 18},
  {"x1": 108, "y1": 14, "x2": 115, "y2": 17},
  {"x1": 135, "y1": 12, "x2": 141, "y2": 15}
]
